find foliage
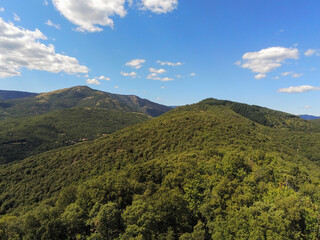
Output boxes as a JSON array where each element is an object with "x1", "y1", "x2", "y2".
[{"x1": 0, "y1": 99, "x2": 319, "y2": 239}]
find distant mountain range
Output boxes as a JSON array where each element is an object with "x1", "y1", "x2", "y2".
[
  {"x1": 299, "y1": 114, "x2": 320, "y2": 120},
  {"x1": 0, "y1": 90, "x2": 38, "y2": 100}
]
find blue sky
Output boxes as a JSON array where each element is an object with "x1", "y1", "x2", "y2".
[{"x1": 0, "y1": 0, "x2": 320, "y2": 115}]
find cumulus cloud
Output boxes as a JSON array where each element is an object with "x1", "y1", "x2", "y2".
[
  {"x1": 278, "y1": 85, "x2": 320, "y2": 93},
  {"x1": 52, "y1": 0, "x2": 127, "y2": 32},
  {"x1": 140, "y1": 0, "x2": 178, "y2": 13},
  {"x1": 86, "y1": 75, "x2": 111, "y2": 84},
  {"x1": 147, "y1": 67, "x2": 171, "y2": 81},
  {"x1": 45, "y1": 20, "x2": 61, "y2": 29},
  {"x1": 86, "y1": 78, "x2": 101, "y2": 85},
  {"x1": 52, "y1": 0, "x2": 178, "y2": 32},
  {"x1": 121, "y1": 71, "x2": 137, "y2": 78},
  {"x1": 304, "y1": 105, "x2": 311, "y2": 109},
  {"x1": 189, "y1": 73, "x2": 196, "y2": 76},
  {"x1": 162, "y1": 77, "x2": 173, "y2": 81},
  {"x1": 157, "y1": 60, "x2": 182, "y2": 66},
  {"x1": 43, "y1": 0, "x2": 49, "y2": 6},
  {"x1": 240, "y1": 47, "x2": 299, "y2": 77},
  {"x1": 125, "y1": 59, "x2": 146, "y2": 69},
  {"x1": 114, "y1": 85, "x2": 119, "y2": 88},
  {"x1": 304, "y1": 49, "x2": 319, "y2": 56},
  {"x1": 13, "y1": 13, "x2": 20, "y2": 22},
  {"x1": 97, "y1": 75, "x2": 111, "y2": 80},
  {"x1": 0, "y1": 7, "x2": 4, "y2": 12},
  {"x1": 0, "y1": 18, "x2": 88, "y2": 78},
  {"x1": 254, "y1": 73, "x2": 267, "y2": 80},
  {"x1": 149, "y1": 67, "x2": 166, "y2": 74},
  {"x1": 147, "y1": 74, "x2": 173, "y2": 81}
]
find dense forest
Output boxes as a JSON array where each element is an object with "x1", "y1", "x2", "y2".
[{"x1": 0, "y1": 94, "x2": 319, "y2": 239}]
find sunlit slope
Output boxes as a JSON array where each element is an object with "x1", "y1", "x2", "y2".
[
  {"x1": 0, "y1": 86, "x2": 172, "y2": 120},
  {"x1": 0, "y1": 99, "x2": 319, "y2": 239}
]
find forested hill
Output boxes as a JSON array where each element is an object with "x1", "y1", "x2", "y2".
[
  {"x1": 0, "y1": 107, "x2": 149, "y2": 164},
  {"x1": 0, "y1": 86, "x2": 172, "y2": 120},
  {"x1": 0, "y1": 98, "x2": 319, "y2": 239},
  {"x1": 0, "y1": 90, "x2": 38, "y2": 100}
]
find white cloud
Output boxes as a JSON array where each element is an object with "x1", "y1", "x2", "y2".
[
  {"x1": 278, "y1": 85, "x2": 320, "y2": 93},
  {"x1": 0, "y1": 7, "x2": 4, "y2": 12},
  {"x1": 281, "y1": 72, "x2": 303, "y2": 78},
  {"x1": 304, "y1": 49, "x2": 319, "y2": 56},
  {"x1": 52, "y1": 0, "x2": 127, "y2": 32},
  {"x1": 114, "y1": 85, "x2": 119, "y2": 88},
  {"x1": 0, "y1": 18, "x2": 88, "y2": 78},
  {"x1": 149, "y1": 67, "x2": 166, "y2": 74},
  {"x1": 176, "y1": 74, "x2": 181, "y2": 78},
  {"x1": 45, "y1": 20, "x2": 61, "y2": 29},
  {"x1": 292, "y1": 73, "x2": 303, "y2": 78},
  {"x1": 140, "y1": 0, "x2": 178, "y2": 14},
  {"x1": 43, "y1": 0, "x2": 49, "y2": 6},
  {"x1": 13, "y1": 13, "x2": 20, "y2": 22},
  {"x1": 240, "y1": 47, "x2": 299, "y2": 77},
  {"x1": 125, "y1": 59, "x2": 146, "y2": 69},
  {"x1": 304, "y1": 105, "x2": 311, "y2": 109},
  {"x1": 147, "y1": 67, "x2": 171, "y2": 81},
  {"x1": 147, "y1": 73, "x2": 173, "y2": 81},
  {"x1": 98, "y1": 75, "x2": 111, "y2": 80},
  {"x1": 52, "y1": 0, "x2": 178, "y2": 32},
  {"x1": 162, "y1": 77, "x2": 173, "y2": 81},
  {"x1": 157, "y1": 60, "x2": 182, "y2": 66},
  {"x1": 161, "y1": 86, "x2": 165, "y2": 89},
  {"x1": 121, "y1": 71, "x2": 137, "y2": 78},
  {"x1": 273, "y1": 76, "x2": 280, "y2": 80},
  {"x1": 86, "y1": 78, "x2": 101, "y2": 85},
  {"x1": 282, "y1": 71, "x2": 293, "y2": 76},
  {"x1": 254, "y1": 73, "x2": 267, "y2": 80},
  {"x1": 189, "y1": 73, "x2": 196, "y2": 76}
]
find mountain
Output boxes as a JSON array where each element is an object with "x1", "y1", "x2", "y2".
[
  {"x1": 0, "y1": 90, "x2": 38, "y2": 100},
  {"x1": 0, "y1": 98, "x2": 319, "y2": 239},
  {"x1": 0, "y1": 86, "x2": 172, "y2": 120},
  {"x1": 299, "y1": 114, "x2": 320, "y2": 120}
]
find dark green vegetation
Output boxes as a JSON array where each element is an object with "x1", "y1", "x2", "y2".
[
  {"x1": 0, "y1": 107, "x2": 149, "y2": 164},
  {"x1": 0, "y1": 90, "x2": 37, "y2": 101},
  {"x1": 0, "y1": 86, "x2": 173, "y2": 164},
  {"x1": 0, "y1": 97, "x2": 319, "y2": 239},
  {"x1": 0, "y1": 86, "x2": 171, "y2": 120}
]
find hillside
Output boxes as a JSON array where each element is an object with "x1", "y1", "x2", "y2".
[
  {"x1": 0, "y1": 86, "x2": 171, "y2": 120},
  {"x1": 0, "y1": 107, "x2": 149, "y2": 164},
  {"x1": 0, "y1": 90, "x2": 38, "y2": 100},
  {"x1": 0, "y1": 99, "x2": 319, "y2": 239}
]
